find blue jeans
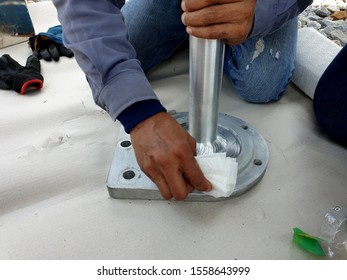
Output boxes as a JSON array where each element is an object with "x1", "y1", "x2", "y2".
[{"x1": 121, "y1": 0, "x2": 298, "y2": 103}]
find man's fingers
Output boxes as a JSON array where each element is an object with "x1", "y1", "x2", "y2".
[
  {"x1": 187, "y1": 183, "x2": 195, "y2": 194},
  {"x1": 182, "y1": 0, "x2": 241, "y2": 12},
  {"x1": 163, "y1": 169, "x2": 196, "y2": 201},
  {"x1": 185, "y1": 23, "x2": 248, "y2": 43},
  {"x1": 146, "y1": 165, "x2": 193, "y2": 200},
  {"x1": 181, "y1": 0, "x2": 255, "y2": 43},
  {"x1": 155, "y1": 176, "x2": 173, "y2": 200},
  {"x1": 181, "y1": 156, "x2": 212, "y2": 192},
  {"x1": 144, "y1": 167, "x2": 173, "y2": 200},
  {"x1": 141, "y1": 146, "x2": 210, "y2": 200},
  {"x1": 142, "y1": 155, "x2": 190, "y2": 201},
  {"x1": 182, "y1": 3, "x2": 244, "y2": 27}
]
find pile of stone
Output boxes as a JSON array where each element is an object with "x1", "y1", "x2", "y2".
[{"x1": 299, "y1": 1, "x2": 347, "y2": 47}]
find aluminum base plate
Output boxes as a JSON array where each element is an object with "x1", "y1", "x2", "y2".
[{"x1": 107, "y1": 112, "x2": 269, "y2": 201}]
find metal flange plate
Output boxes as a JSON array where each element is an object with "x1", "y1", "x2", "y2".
[{"x1": 107, "y1": 112, "x2": 269, "y2": 201}]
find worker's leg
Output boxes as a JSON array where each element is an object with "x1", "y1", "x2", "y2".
[
  {"x1": 121, "y1": 0, "x2": 187, "y2": 73},
  {"x1": 224, "y1": 18, "x2": 298, "y2": 103},
  {"x1": 313, "y1": 44, "x2": 347, "y2": 146}
]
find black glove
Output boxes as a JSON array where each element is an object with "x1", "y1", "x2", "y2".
[
  {"x1": 29, "y1": 25, "x2": 74, "y2": 62},
  {"x1": 0, "y1": 54, "x2": 44, "y2": 95},
  {"x1": 30, "y1": 37, "x2": 74, "y2": 62}
]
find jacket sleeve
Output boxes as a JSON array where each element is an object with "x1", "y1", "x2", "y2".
[
  {"x1": 51, "y1": 0, "x2": 165, "y2": 123},
  {"x1": 250, "y1": 0, "x2": 313, "y2": 38}
]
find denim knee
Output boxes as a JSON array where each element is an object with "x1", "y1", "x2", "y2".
[
  {"x1": 224, "y1": 44, "x2": 290, "y2": 104},
  {"x1": 233, "y1": 72, "x2": 287, "y2": 104},
  {"x1": 224, "y1": 18, "x2": 298, "y2": 104}
]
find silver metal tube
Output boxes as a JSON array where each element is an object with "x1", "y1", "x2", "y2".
[{"x1": 188, "y1": 36, "x2": 225, "y2": 147}]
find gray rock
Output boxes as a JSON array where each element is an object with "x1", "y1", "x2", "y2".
[
  {"x1": 330, "y1": 29, "x2": 347, "y2": 46},
  {"x1": 308, "y1": 15, "x2": 322, "y2": 21},
  {"x1": 300, "y1": 10, "x2": 309, "y2": 17},
  {"x1": 324, "y1": 25, "x2": 338, "y2": 35},
  {"x1": 299, "y1": 3, "x2": 347, "y2": 47},
  {"x1": 319, "y1": 18, "x2": 336, "y2": 28},
  {"x1": 298, "y1": 15, "x2": 311, "y2": 26},
  {"x1": 319, "y1": 29, "x2": 328, "y2": 37},
  {"x1": 308, "y1": 21, "x2": 322, "y2": 30},
  {"x1": 333, "y1": 39, "x2": 342, "y2": 46},
  {"x1": 315, "y1": 6, "x2": 332, "y2": 17},
  {"x1": 327, "y1": 5, "x2": 341, "y2": 13}
]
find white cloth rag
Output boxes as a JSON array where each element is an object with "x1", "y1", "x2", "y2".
[{"x1": 195, "y1": 153, "x2": 238, "y2": 198}]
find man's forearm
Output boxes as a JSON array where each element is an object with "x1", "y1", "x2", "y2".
[
  {"x1": 52, "y1": 0, "x2": 164, "y2": 125},
  {"x1": 250, "y1": 0, "x2": 313, "y2": 38}
]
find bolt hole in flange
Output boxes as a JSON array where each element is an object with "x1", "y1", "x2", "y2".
[
  {"x1": 122, "y1": 169, "x2": 136, "y2": 180},
  {"x1": 121, "y1": 169, "x2": 140, "y2": 182},
  {"x1": 253, "y1": 159, "x2": 263, "y2": 166},
  {"x1": 120, "y1": 140, "x2": 132, "y2": 148}
]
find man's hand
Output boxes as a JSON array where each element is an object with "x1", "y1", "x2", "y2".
[
  {"x1": 130, "y1": 112, "x2": 212, "y2": 200},
  {"x1": 181, "y1": 0, "x2": 256, "y2": 45}
]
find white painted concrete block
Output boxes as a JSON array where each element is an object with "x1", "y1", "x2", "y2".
[{"x1": 292, "y1": 27, "x2": 341, "y2": 99}]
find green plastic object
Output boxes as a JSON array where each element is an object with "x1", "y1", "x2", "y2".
[{"x1": 292, "y1": 227, "x2": 326, "y2": 256}]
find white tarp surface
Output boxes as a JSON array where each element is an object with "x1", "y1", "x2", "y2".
[{"x1": 1, "y1": 2, "x2": 346, "y2": 260}]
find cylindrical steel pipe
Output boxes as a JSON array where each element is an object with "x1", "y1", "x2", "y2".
[{"x1": 188, "y1": 36, "x2": 225, "y2": 146}]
